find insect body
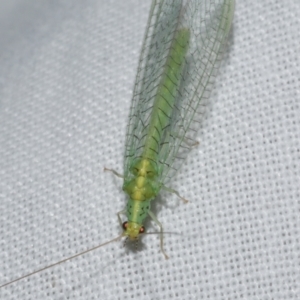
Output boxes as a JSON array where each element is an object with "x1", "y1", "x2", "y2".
[
  {"x1": 118, "y1": 0, "x2": 235, "y2": 257},
  {"x1": 121, "y1": 28, "x2": 190, "y2": 253}
]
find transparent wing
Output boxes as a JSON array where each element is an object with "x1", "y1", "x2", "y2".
[
  {"x1": 124, "y1": 0, "x2": 183, "y2": 178},
  {"x1": 124, "y1": 0, "x2": 235, "y2": 183}
]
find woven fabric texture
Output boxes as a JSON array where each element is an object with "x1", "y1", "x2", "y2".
[{"x1": 0, "y1": 1, "x2": 299, "y2": 299}]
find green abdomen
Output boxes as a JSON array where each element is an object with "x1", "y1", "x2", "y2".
[
  {"x1": 142, "y1": 28, "x2": 190, "y2": 161},
  {"x1": 123, "y1": 28, "x2": 190, "y2": 208}
]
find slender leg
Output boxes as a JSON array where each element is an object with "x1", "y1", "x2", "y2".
[
  {"x1": 162, "y1": 185, "x2": 189, "y2": 203},
  {"x1": 148, "y1": 211, "x2": 169, "y2": 259},
  {"x1": 169, "y1": 131, "x2": 199, "y2": 148},
  {"x1": 183, "y1": 138, "x2": 199, "y2": 148},
  {"x1": 117, "y1": 209, "x2": 126, "y2": 227},
  {"x1": 104, "y1": 167, "x2": 124, "y2": 178}
]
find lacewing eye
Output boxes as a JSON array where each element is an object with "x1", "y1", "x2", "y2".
[{"x1": 122, "y1": 221, "x2": 128, "y2": 230}]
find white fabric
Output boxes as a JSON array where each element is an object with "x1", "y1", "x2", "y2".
[{"x1": 0, "y1": 1, "x2": 299, "y2": 299}]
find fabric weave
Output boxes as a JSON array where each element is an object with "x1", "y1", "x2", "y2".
[{"x1": 0, "y1": 1, "x2": 299, "y2": 299}]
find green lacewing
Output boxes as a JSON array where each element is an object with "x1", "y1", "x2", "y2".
[
  {"x1": 117, "y1": 0, "x2": 235, "y2": 258},
  {"x1": 0, "y1": 0, "x2": 235, "y2": 288}
]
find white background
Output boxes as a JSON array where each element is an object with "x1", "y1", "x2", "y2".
[{"x1": 0, "y1": 1, "x2": 299, "y2": 299}]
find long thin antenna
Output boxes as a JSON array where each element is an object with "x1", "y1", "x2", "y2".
[{"x1": 0, "y1": 234, "x2": 123, "y2": 289}]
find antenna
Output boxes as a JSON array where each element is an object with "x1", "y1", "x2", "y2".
[{"x1": 0, "y1": 234, "x2": 123, "y2": 289}]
